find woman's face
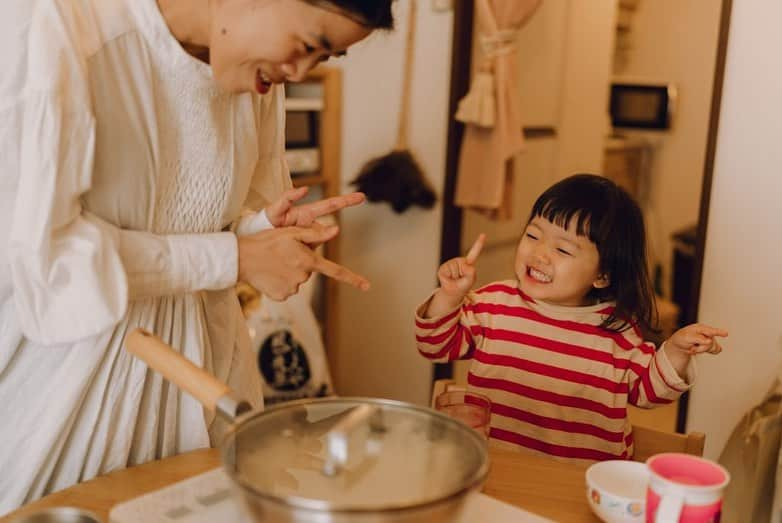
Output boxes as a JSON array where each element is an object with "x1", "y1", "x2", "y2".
[{"x1": 209, "y1": 0, "x2": 372, "y2": 94}]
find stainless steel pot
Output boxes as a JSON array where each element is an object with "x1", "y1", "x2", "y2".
[{"x1": 126, "y1": 329, "x2": 489, "y2": 522}]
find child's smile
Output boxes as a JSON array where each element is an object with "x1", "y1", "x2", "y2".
[
  {"x1": 526, "y1": 266, "x2": 553, "y2": 283},
  {"x1": 515, "y1": 217, "x2": 608, "y2": 306}
]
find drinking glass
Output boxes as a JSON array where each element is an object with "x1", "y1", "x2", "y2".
[{"x1": 434, "y1": 390, "x2": 491, "y2": 439}]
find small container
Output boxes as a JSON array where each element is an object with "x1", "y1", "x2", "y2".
[
  {"x1": 586, "y1": 460, "x2": 649, "y2": 523},
  {"x1": 8, "y1": 507, "x2": 102, "y2": 523},
  {"x1": 434, "y1": 390, "x2": 492, "y2": 439}
]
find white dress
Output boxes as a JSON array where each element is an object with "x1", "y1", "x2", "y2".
[{"x1": 0, "y1": 0, "x2": 290, "y2": 511}]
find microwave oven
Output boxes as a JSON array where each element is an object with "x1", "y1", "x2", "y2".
[{"x1": 609, "y1": 81, "x2": 676, "y2": 130}]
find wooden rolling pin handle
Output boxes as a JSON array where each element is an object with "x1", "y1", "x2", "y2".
[{"x1": 125, "y1": 328, "x2": 231, "y2": 413}]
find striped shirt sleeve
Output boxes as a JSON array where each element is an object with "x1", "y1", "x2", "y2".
[
  {"x1": 414, "y1": 291, "x2": 484, "y2": 363},
  {"x1": 625, "y1": 337, "x2": 696, "y2": 409}
]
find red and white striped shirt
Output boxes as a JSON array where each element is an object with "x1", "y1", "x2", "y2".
[{"x1": 415, "y1": 281, "x2": 694, "y2": 462}]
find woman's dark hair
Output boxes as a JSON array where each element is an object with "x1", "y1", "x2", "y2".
[
  {"x1": 305, "y1": 1, "x2": 395, "y2": 30},
  {"x1": 528, "y1": 174, "x2": 657, "y2": 334}
]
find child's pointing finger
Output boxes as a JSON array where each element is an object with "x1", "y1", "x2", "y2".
[
  {"x1": 696, "y1": 325, "x2": 729, "y2": 339},
  {"x1": 465, "y1": 233, "x2": 486, "y2": 265}
]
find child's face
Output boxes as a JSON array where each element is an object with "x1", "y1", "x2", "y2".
[{"x1": 514, "y1": 217, "x2": 609, "y2": 306}]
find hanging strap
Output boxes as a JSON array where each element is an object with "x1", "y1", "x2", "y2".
[
  {"x1": 476, "y1": 0, "x2": 498, "y2": 33},
  {"x1": 396, "y1": 0, "x2": 417, "y2": 149},
  {"x1": 455, "y1": 0, "x2": 505, "y2": 128},
  {"x1": 480, "y1": 29, "x2": 518, "y2": 58}
]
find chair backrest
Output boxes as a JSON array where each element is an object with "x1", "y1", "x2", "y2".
[
  {"x1": 631, "y1": 425, "x2": 705, "y2": 462},
  {"x1": 431, "y1": 379, "x2": 705, "y2": 462}
]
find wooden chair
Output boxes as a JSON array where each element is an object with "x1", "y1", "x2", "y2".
[
  {"x1": 631, "y1": 425, "x2": 705, "y2": 462},
  {"x1": 430, "y1": 379, "x2": 705, "y2": 461}
]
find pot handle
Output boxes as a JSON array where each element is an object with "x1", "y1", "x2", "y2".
[{"x1": 125, "y1": 328, "x2": 251, "y2": 421}]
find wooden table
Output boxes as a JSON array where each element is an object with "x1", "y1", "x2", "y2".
[{"x1": 1, "y1": 447, "x2": 599, "y2": 522}]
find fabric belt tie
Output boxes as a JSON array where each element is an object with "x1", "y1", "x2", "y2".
[{"x1": 455, "y1": 29, "x2": 517, "y2": 128}]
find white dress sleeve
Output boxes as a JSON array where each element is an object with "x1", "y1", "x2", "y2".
[
  {"x1": 9, "y1": 5, "x2": 237, "y2": 345},
  {"x1": 10, "y1": 91, "x2": 123, "y2": 345},
  {"x1": 235, "y1": 209, "x2": 274, "y2": 236},
  {"x1": 115, "y1": 224, "x2": 238, "y2": 301}
]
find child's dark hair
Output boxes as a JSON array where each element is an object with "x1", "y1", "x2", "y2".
[
  {"x1": 528, "y1": 174, "x2": 657, "y2": 333},
  {"x1": 305, "y1": 1, "x2": 395, "y2": 30}
]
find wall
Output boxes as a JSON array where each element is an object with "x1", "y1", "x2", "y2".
[
  {"x1": 462, "y1": 0, "x2": 618, "y2": 280},
  {"x1": 688, "y1": 0, "x2": 782, "y2": 459},
  {"x1": 331, "y1": 1, "x2": 453, "y2": 404},
  {"x1": 618, "y1": 0, "x2": 722, "y2": 296},
  {"x1": 553, "y1": 0, "x2": 618, "y2": 182}
]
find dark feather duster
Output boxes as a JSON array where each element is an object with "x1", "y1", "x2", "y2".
[{"x1": 351, "y1": 150, "x2": 436, "y2": 213}]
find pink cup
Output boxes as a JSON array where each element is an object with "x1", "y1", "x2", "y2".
[{"x1": 645, "y1": 453, "x2": 730, "y2": 523}]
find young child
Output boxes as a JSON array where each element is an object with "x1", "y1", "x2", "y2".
[{"x1": 415, "y1": 174, "x2": 727, "y2": 462}]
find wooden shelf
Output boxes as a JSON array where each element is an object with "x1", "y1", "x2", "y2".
[
  {"x1": 291, "y1": 66, "x2": 343, "y2": 384},
  {"x1": 285, "y1": 98, "x2": 324, "y2": 111},
  {"x1": 291, "y1": 173, "x2": 325, "y2": 187}
]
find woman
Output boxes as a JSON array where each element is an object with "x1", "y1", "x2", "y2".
[{"x1": 0, "y1": 0, "x2": 393, "y2": 511}]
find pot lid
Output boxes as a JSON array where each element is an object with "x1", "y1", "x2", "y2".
[{"x1": 223, "y1": 397, "x2": 489, "y2": 511}]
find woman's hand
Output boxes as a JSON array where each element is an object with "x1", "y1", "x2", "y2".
[
  {"x1": 237, "y1": 225, "x2": 369, "y2": 301},
  {"x1": 265, "y1": 186, "x2": 365, "y2": 228},
  {"x1": 423, "y1": 234, "x2": 486, "y2": 318},
  {"x1": 663, "y1": 323, "x2": 728, "y2": 377}
]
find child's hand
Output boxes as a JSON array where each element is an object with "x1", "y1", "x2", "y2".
[
  {"x1": 667, "y1": 323, "x2": 728, "y2": 355},
  {"x1": 422, "y1": 234, "x2": 486, "y2": 318},
  {"x1": 266, "y1": 187, "x2": 365, "y2": 228},
  {"x1": 437, "y1": 234, "x2": 486, "y2": 299}
]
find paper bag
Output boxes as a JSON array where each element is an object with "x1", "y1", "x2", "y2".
[{"x1": 719, "y1": 375, "x2": 782, "y2": 523}]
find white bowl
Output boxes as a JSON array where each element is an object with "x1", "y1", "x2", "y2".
[{"x1": 585, "y1": 460, "x2": 649, "y2": 523}]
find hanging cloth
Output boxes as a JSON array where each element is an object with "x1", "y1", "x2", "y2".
[{"x1": 454, "y1": 0, "x2": 541, "y2": 219}]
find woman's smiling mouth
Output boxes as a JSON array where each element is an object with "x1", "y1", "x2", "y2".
[{"x1": 255, "y1": 69, "x2": 272, "y2": 94}]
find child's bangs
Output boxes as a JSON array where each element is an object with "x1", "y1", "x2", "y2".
[{"x1": 532, "y1": 198, "x2": 604, "y2": 243}]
